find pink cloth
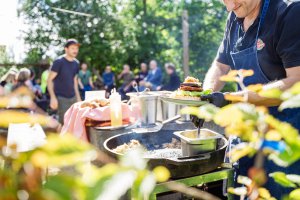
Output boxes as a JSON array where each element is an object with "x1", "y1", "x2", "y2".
[{"x1": 61, "y1": 102, "x2": 134, "y2": 141}]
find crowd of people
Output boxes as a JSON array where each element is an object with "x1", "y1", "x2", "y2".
[
  {"x1": 101, "y1": 60, "x2": 181, "y2": 99},
  {"x1": 0, "y1": 39, "x2": 181, "y2": 125}
]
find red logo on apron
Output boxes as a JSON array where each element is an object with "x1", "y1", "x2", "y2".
[{"x1": 257, "y1": 38, "x2": 265, "y2": 51}]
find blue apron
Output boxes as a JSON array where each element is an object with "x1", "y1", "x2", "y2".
[{"x1": 229, "y1": 0, "x2": 300, "y2": 198}]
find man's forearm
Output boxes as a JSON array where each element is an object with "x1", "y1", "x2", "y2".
[
  {"x1": 78, "y1": 79, "x2": 84, "y2": 88},
  {"x1": 47, "y1": 80, "x2": 56, "y2": 99},
  {"x1": 74, "y1": 84, "x2": 81, "y2": 101},
  {"x1": 89, "y1": 78, "x2": 94, "y2": 88},
  {"x1": 230, "y1": 90, "x2": 282, "y2": 106},
  {"x1": 203, "y1": 60, "x2": 230, "y2": 91},
  {"x1": 74, "y1": 79, "x2": 81, "y2": 101},
  {"x1": 231, "y1": 77, "x2": 298, "y2": 106}
]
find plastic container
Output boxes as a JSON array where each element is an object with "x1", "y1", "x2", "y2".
[{"x1": 109, "y1": 89, "x2": 122, "y2": 127}]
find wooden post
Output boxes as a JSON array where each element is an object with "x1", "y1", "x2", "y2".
[
  {"x1": 182, "y1": 10, "x2": 190, "y2": 77},
  {"x1": 143, "y1": 0, "x2": 147, "y2": 16}
]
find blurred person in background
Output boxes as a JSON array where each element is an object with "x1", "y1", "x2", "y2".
[
  {"x1": 78, "y1": 62, "x2": 94, "y2": 100},
  {"x1": 12, "y1": 68, "x2": 31, "y2": 91},
  {"x1": 139, "y1": 60, "x2": 162, "y2": 91},
  {"x1": 40, "y1": 68, "x2": 49, "y2": 95},
  {"x1": 47, "y1": 39, "x2": 81, "y2": 124},
  {"x1": 0, "y1": 67, "x2": 18, "y2": 95},
  {"x1": 12, "y1": 68, "x2": 61, "y2": 131},
  {"x1": 29, "y1": 69, "x2": 42, "y2": 98},
  {"x1": 135, "y1": 63, "x2": 148, "y2": 85},
  {"x1": 92, "y1": 68, "x2": 104, "y2": 90},
  {"x1": 102, "y1": 66, "x2": 115, "y2": 98},
  {"x1": 157, "y1": 63, "x2": 180, "y2": 91},
  {"x1": 117, "y1": 64, "x2": 134, "y2": 100}
]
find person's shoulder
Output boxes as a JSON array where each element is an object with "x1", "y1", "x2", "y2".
[
  {"x1": 285, "y1": 1, "x2": 300, "y2": 14},
  {"x1": 73, "y1": 58, "x2": 80, "y2": 64},
  {"x1": 276, "y1": 0, "x2": 300, "y2": 20},
  {"x1": 53, "y1": 56, "x2": 64, "y2": 64}
]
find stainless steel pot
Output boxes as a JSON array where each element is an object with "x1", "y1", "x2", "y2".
[
  {"x1": 127, "y1": 92, "x2": 160, "y2": 126},
  {"x1": 157, "y1": 100, "x2": 191, "y2": 122},
  {"x1": 174, "y1": 129, "x2": 223, "y2": 157}
]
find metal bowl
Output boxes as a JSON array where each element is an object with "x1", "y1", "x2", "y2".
[{"x1": 174, "y1": 129, "x2": 223, "y2": 157}]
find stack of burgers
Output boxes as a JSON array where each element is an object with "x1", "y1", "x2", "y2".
[{"x1": 171, "y1": 76, "x2": 205, "y2": 100}]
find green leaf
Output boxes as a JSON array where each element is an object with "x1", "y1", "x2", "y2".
[
  {"x1": 229, "y1": 143, "x2": 256, "y2": 162},
  {"x1": 289, "y1": 189, "x2": 300, "y2": 200},
  {"x1": 269, "y1": 172, "x2": 297, "y2": 188},
  {"x1": 285, "y1": 82, "x2": 300, "y2": 96},
  {"x1": 286, "y1": 175, "x2": 300, "y2": 185},
  {"x1": 258, "y1": 88, "x2": 282, "y2": 99},
  {"x1": 31, "y1": 134, "x2": 97, "y2": 168},
  {"x1": 279, "y1": 94, "x2": 300, "y2": 111},
  {"x1": 180, "y1": 104, "x2": 219, "y2": 121},
  {"x1": 43, "y1": 175, "x2": 79, "y2": 200},
  {"x1": 265, "y1": 115, "x2": 299, "y2": 145}
]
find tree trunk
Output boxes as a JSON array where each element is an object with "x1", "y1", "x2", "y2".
[{"x1": 182, "y1": 10, "x2": 190, "y2": 77}]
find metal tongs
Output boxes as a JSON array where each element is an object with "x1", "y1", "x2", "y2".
[
  {"x1": 132, "y1": 82, "x2": 150, "y2": 96},
  {"x1": 192, "y1": 117, "x2": 205, "y2": 138}
]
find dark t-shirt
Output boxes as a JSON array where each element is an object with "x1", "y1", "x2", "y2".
[
  {"x1": 51, "y1": 56, "x2": 79, "y2": 98},
  {"x1": 161, "y1": 72, "x2": 181, "y2": 91},
  {"x1": 136, "y1": 71, "x2": 148, "y2": 83},
  {"x1": 216, "y1": 0, "x2": 300, "y2": 81}
]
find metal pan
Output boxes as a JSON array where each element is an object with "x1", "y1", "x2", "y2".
[{"x1": 104, "y1": 130, "x2": 228, "y2": 178}]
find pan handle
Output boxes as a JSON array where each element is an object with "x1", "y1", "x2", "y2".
[{"x1": 176, "y1": 154, "x2": 211, "y2": 161}]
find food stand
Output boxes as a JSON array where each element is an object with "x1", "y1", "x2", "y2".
[{"x1": 79, "y1": 86, "x2": 234, "y2": 199}]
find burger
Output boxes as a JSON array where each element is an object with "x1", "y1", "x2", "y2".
[{"x1": 172, "y1": 76, "x2": 211, "y2": 100}]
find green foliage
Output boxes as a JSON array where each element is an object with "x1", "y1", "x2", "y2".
[
  {"x1": 0, "y1": 88, "x2": 171, "y2": 200},
  {"x1": 0, "y1": 134, "x2": 170, "y2": 200},
  {"x1": 19, "y1": 0, "x2": 227, "y2": 79}
]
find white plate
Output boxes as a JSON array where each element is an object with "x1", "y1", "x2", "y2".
[{"x1": 160, "y1": 95, "x2": 207, "y2": 106}]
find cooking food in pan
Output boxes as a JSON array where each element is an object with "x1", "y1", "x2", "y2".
[
  {"x1": 104, "y1": 131, "x2": 228, "y2": 178},
  {"x1": 112, "y1": 138, "x2": 181, "y2": 155},
  {"x1": 112, "y1": 139, "x2": 144, "y2": 154}
]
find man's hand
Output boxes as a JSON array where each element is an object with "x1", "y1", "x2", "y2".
[
  {"x1": 76, "y1": 96, "x2": 82, "y2": 102},
  {"x1": 201, "y1": 92, "x2": 230, "y2": 107},
  {"x1": 50, "y1": 97, "x2": 58, "y2": 110}
]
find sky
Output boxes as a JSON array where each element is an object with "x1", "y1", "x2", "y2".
[{"x1": 0, "y1": 0, "x2": 26, "y2": 62}]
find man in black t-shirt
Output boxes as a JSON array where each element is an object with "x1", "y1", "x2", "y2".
[
  {"x1": 47, "y1": 39, "x2": 81, "y2": 124},
  {"x1": 199, "y1": 0, "x2": 300, "y2": 198}
]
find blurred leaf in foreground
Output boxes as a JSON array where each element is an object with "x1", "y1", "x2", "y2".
[
  {"x1": 269, "y1": 172, "x2": 297, "y2": 188},
  {"x1": 279, "y1": 94, "x2": 300, "y2": 111},
  {"x1": 31, "y1": 134, "x2": 97, "y2": 168},
  {"x1": 258, "y1": 88, "x2": 282, "y2": 99},
  {"x1": 289, "y1": 188, "x2": 300, "y2": 200},
  {"x1": 180, "y1": 104, "x2": 219, "y2": 121},
  {"x1": 0, "y1": 110, "x2": 57, "y2": 128}
]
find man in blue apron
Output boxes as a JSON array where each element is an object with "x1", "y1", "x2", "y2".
[{"x1": 201, "y1": 0, "x2": 300, "y2": 198}]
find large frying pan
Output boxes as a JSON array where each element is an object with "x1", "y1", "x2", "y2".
[{"x1": 104, "y1": 130, "x2": 228, "y2": 179}]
